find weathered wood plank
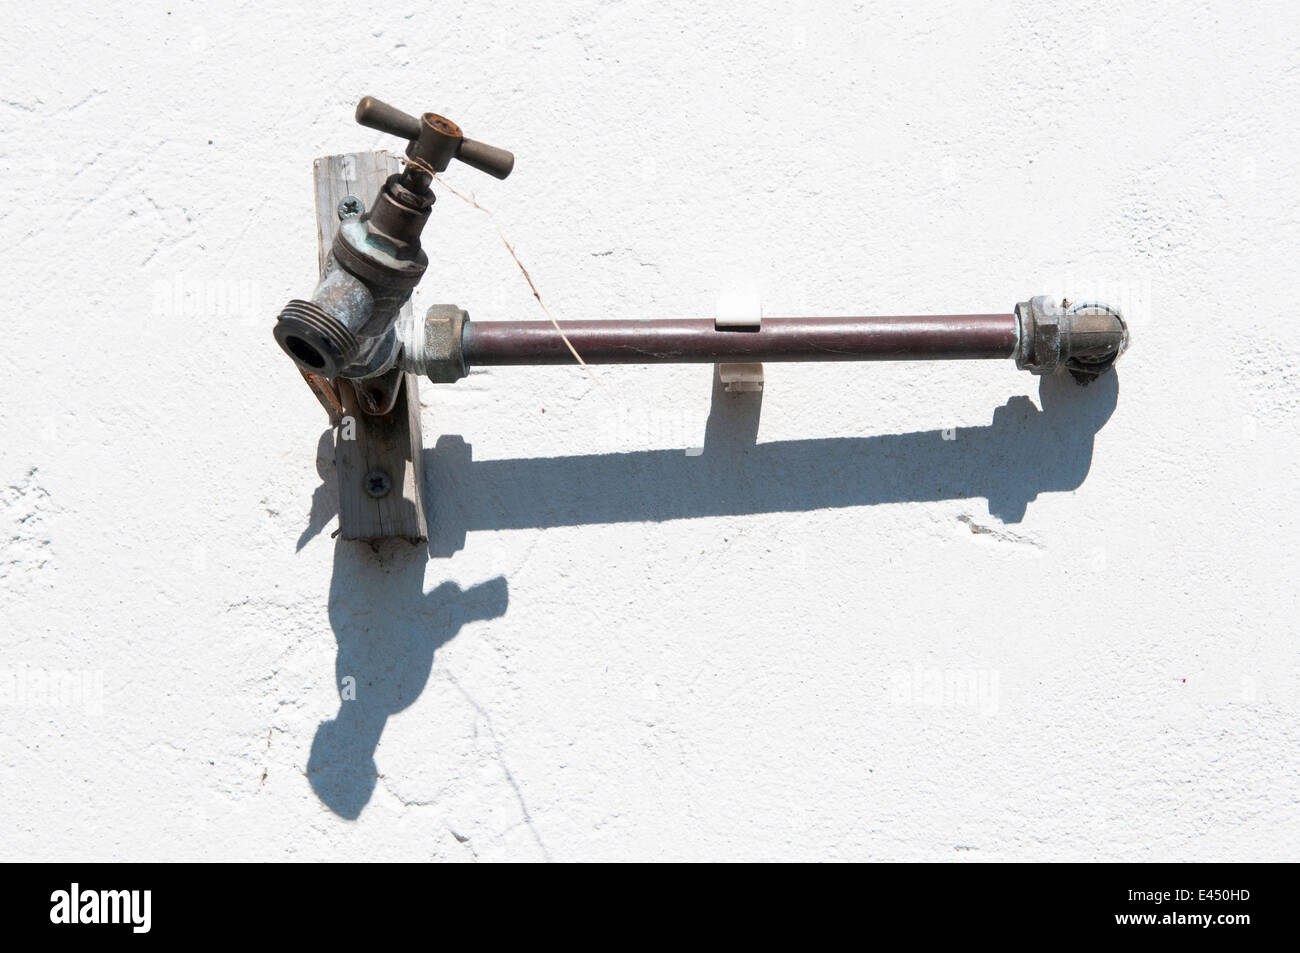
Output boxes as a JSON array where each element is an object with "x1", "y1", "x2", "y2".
[
  {"x1": 312, "y1": 151, "x2": 426, "y2": 541},
  {"x1": 333, "y1": 378, "x2": 426, "y2": 542}
]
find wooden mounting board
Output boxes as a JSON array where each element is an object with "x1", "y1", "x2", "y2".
[{"x1": 312, "y1": 151, "x2": 426, "y2": 542}]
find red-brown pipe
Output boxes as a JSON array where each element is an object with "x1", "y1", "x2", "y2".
[{"x1": 460, "y1": 315, "x2": 1018, "y2": 366}]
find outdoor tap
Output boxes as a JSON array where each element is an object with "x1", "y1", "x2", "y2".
[{"x1": 273, "y1": 97, "x2": 514, "y2": 382}]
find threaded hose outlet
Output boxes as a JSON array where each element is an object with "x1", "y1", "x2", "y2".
[{"x1": 273, "y1": 299, "x2": 361, "y2": 378}]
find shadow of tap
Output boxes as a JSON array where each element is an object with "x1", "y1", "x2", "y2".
[
  {"x1": 298, "y1": 367, "x2": 1117, "y2": 817},
  {"x1": 297, "y1": 430, "x2": 340, "y2": 552},
  {"x1": 307, "y1": 539, "x2": 507, "y2": 818}
]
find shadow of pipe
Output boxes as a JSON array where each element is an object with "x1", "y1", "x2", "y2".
[
  {"x1": 300, "y1": 367, "x2": 1117, "y2": 817},
  {"x1": 424, "y1": 370, "x2": 1119, "y2": 556}
]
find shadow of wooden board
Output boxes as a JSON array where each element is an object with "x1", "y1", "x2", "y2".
[{"x1": 313, "y1": 151, "x2": 427, "y2": 542}]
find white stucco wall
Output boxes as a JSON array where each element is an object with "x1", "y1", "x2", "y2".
[{"x1": 3, "y1": 1, "x2": 1297, "y2": 861}]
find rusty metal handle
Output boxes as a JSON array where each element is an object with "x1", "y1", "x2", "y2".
[
  {"x1": 355, "y1": 95, "x2": 514, "y2": 180},
  {"x1": 355, "y1": 96, "x2": 422, "y2": 140},
  {"x1": 457, "y1": 138, "x2": 514, "y2": 179}
]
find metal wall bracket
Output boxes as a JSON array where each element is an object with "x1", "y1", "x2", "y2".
[{"x1": 715, "y1": 291, "x2": 764, "y2": 393}]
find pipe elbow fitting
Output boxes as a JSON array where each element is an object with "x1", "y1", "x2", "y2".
[{"x1": 1015, "y1": 296, "x2": 1128, "y2": 385}]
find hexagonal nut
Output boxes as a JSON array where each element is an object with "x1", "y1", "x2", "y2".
[
  {"x1": 422, "y1": 305, "x2": 468, "y2": 383},
  {"x1": 1014, "y1": 295, "x2": 1065, "y2": 373}
]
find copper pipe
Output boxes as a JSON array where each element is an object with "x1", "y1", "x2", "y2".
[{"x1": 461, "y1": 315, "x2": 1018, "y2": 366}]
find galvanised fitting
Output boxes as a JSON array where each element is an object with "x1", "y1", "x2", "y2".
[
  {"x1": 399, "y1": 305, "x2": 469, "y2": 384},
  {"x1": 273, "y1": 181, "x2": 431, "y2": 381},
  {"x1": 274, "y1": 253, "x2": 398, "y2": 380},
  {"x1": 1015, "y1": 296, "x2": 1128, "y2": 385}
]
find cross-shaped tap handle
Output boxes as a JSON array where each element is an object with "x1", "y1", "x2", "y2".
[{"x1": 355, "y1": 95, "x2": 514, "y2": 180}]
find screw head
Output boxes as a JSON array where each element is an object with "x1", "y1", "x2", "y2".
[
  {"x1": 363, "y1": 468, "x2": 392, "y2": 499},
  {"x1": 337, "y1": 195, "x2": 363, "y2": 219}
]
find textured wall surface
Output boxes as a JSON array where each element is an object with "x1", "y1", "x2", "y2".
[{"x1": 3, "y1": 1, "x2": 1297, "y2": 861}]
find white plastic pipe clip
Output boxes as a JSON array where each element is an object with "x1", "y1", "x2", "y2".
[{"x1": 715, "y1": 290, "x2": 763, "y2": 393}]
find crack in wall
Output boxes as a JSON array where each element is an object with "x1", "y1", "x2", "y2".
[{"x1": 957, "y1": 513, "x2": 1041, "y2": 548}]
